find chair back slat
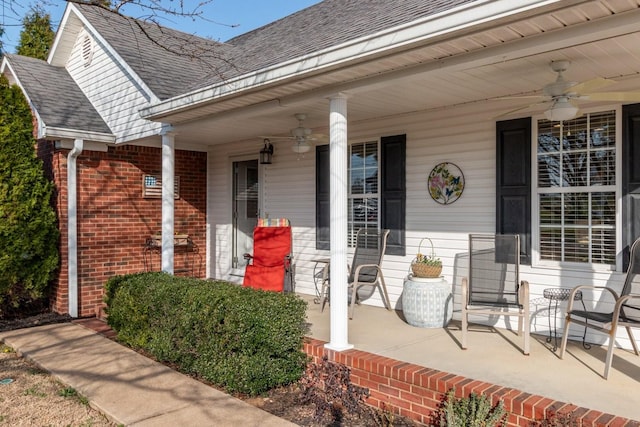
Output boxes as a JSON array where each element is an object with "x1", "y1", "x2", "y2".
[
  {"x1": 349, "y1": 229, "x2": 388, "y2": 283},
  {"x1": 621, "y1": 237, "x2": 640, "y2": 322},
  {"x1": 468, "y1": 234, "x2": 520, "y2": 307}
]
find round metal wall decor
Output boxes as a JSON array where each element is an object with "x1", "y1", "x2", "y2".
[{"x1": 428, "y1": 162, "x2": 465, "y2": 205}]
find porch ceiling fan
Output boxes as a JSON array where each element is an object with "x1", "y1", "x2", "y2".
[
  {"x1": 499, "y1": 60, "x2": 640, "y2": 121},
  {"x1": 261, "y1": 113, "x2": 328, "y2": 154}
]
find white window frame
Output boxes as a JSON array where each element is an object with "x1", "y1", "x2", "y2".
[
  {"x1": 347, "y1": 139, "x2": 380, "y2": 247},
  {"x1": 531, "y1": 106, "x2": 622, "y2": 271}
]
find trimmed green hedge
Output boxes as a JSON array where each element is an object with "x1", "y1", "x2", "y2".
[{"x1": 104, "y1": 272, "x2": 309, "y2": 395}]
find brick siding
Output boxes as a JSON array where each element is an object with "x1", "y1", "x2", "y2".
[
  {"x1": 37, "y1": 142, "x2": 207, "y2": 317},
  {"x1": 303, "y1": 338, "x2": 639, "y2": 427}
]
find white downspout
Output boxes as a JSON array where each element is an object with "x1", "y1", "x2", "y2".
[
  {"x1": 325, "y1": 93, "x2": 353, "y2": 351},
  {"x1": 67, "y1": 138, "x2": 83, "y2": 318}
]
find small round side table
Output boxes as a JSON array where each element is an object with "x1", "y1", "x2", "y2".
[{"x1": 543, "y1": 287, "x2": 588, "y2": 351}]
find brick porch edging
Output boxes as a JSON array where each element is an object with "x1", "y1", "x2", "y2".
[{"x1": 303, "y1": 338, "x2": 639, "y2": 427}]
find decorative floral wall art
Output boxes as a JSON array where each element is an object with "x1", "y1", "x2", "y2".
[{"x1": 428, "y1": 162, "x2": 465, "y2": 205}]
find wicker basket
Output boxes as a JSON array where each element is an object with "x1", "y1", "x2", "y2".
[{"x1": 411, "y1": 237, "x2": 442, "y2": 278}]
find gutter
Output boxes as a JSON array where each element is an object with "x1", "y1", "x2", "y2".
[{"x1": 67, "y1": 138, "x2": 83, "y2": 318}]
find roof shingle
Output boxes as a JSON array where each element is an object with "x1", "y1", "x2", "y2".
[
  {"x1": 77, "y1": 0, "x2": 475, "y2": 98},
  {"x1": 4, "y1": 54, "x2": 112, "y2": 134}
]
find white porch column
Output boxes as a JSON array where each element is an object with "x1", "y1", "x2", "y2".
[
  {"x1": 161, "y1": 125, "x2": 175, "y2": 274},
  {"x1": 325, "y1": 93, "x2": 353, "y2": 351}
]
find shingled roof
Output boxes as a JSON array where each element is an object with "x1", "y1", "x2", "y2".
[
  {"x1": 75, "y1": 3, "x2": 236, "y2": 100},
  {"x1": 3, "y1": 0, "x2": 478, "y2": 133},
  {"x1": 213, "y1": 0, "x2": 476, "y2": 82},
  {"x1": 4, "y1": 54, "x2": 112, "y2": 134},
  {"x1": 77, "y1": 0, "x2": 475, "y2": 99}
]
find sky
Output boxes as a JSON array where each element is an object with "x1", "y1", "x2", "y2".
[{"x1": 1, "y1": 0, "x2": 320, "y2": 54}]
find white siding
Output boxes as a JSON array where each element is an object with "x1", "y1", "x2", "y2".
[
  {"x1": 66, "y1": 30, "x2": 161, "y2": 142},
  {"x1": 207, "y1": 101, "x2": 633, "y2": 349}
]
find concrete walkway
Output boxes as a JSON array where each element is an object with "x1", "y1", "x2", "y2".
[{"x1": 0, "y1": 322, "x2": 295, "y2": 427}]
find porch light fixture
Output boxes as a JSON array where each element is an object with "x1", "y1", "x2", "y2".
[
  {"x1": 260, "y1": 139, "x2": 274, "y2": 164},
  {"x1": 544, "y1": 97, "x2": 579, "y2": 122}
]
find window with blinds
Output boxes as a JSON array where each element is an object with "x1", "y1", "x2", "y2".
[
  {"x1": 348, "y1": 141, "x2": 379, "y2": 247},
  {"x1": 537, "y1": 111, "x2": 616, "y2": 265}
]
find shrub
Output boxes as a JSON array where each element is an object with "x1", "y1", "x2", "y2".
[
  {"x1": 104, "y1": 272, "x2": 309, "y2": 395},
  {"x1": 300, "y1": 355, "x2": 371, "y2": 424},
  {"x1": 0, "y1": 75, "x2": 59, "y2": 317},
  {"x1": 429, "y1": 388, "x2": 507, "y2": 427}
]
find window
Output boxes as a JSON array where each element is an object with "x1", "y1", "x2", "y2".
[
  {"x1": 536, "y1": 111, "x2": 616, "y2": 265},
  {"x1": 348, "y1": 141, "x2": 378, "y2": 246},
  {"x1": 316, "y1": 134, "x2": 405, "y2": 255}
]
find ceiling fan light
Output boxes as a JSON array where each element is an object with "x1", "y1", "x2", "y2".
[
  {"x1": 544, "y1": 99, "x2": 579, "y2": 122},
  {"x1": 291, "y1": 141, "x2": 311, "y2": 154}
]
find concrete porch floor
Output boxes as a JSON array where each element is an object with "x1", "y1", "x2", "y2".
[{"x1": 300, "y1": 294, "x2": 640, "y2": 422}]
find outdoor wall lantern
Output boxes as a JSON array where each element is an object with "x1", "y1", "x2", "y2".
[{"x1": 260, "y1": 139, "x2": 274, "y2": 164}]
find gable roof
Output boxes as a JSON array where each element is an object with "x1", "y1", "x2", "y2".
[
  {"x1": 73, "y1": 3, "x2": 234, "y2": 100},
  {"x1": 74, "y1": 0, "x2": 476, "y2": 98},
  {"x1": 208, "y1": 0, "x2": 476, "y2": 84},
  {"x1": 2, "y1": 54, "x2": 112, "y2": 135}
]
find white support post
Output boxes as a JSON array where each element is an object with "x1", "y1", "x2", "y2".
[
  {"x1": 325, "y1": 93, "x2": 353, "y2": 351},
  {"x1": 161, "y1": 125, "x2": 175, "y2": 274}
]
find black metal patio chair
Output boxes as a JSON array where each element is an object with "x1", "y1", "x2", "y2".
[{"x1": 559, "y1": 237, "x2": 640, "y2": 379}]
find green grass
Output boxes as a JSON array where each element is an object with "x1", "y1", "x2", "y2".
[
  {"x1": 58, "y1": 386, "x2": 89, "y2": 405},
  {"x1": 58, "y1": 387, "x2": 78, "y2": 398},
  {"x1": 23, "y1": 386, "x2": 46, "y2": 398}
]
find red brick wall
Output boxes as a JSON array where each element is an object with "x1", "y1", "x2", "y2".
[
  {"x1": 38, "y1": 142, "x2": 207, "y2": 317},
  {"x1": 36, "y1": 140, "x2": 67, "y2": 314},
  {"x1": 303, "y1": 339, "x2": 638, "y2": 427}
]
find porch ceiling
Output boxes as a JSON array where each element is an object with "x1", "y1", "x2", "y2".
[{"x1": 168, "y1": 1, "x2": 640, "y2": 148}]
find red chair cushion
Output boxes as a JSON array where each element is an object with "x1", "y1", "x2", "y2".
[
  {"x1": 251, "y1": 226, "x2": 291, "y2": 267},
  {"x1": 242, "y1": 265, "x2": 285, "y2": 292}
]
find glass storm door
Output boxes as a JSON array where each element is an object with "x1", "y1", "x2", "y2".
[{"x1": 232, "y1": 159, "x2": 259, "y2": 268}]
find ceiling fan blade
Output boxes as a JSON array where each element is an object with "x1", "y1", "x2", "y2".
[
  {"x1": 495, "y1": 95, "x2": 545, "y2": 100},
  {"x1": 495, "y1": 101, "x2": 548, "y2": 118},
  {"x1": 259, "y1": 135, "x2": 294, "y2": 140},
  {"x1": 308, "y1": 133, "x2": 329, "y2": 142},
  {"x1": 581, "y1": 92, "x2": 640, "y2": 102},
  {"x1": 566, "y1": 77, "x2": 616, "y2": 94}
]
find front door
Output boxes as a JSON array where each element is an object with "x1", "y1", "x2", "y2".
[{"x1": 232, "y1": 159, "x2": 259, "y2": 268}]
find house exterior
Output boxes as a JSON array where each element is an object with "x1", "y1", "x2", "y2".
[{"x1": 2, "y1": 0, "x2": 640, "y2": 353}]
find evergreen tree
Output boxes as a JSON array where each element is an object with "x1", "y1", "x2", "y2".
[
  {"x1": 16, "y1": 5, "x2": 54, "y2": 60},
  {"x1": 0, "y1": 25, "x2": 4, "y2": 56},
  {"x1": 0, "y1": 74, "x2": 59, "y2": 315}
]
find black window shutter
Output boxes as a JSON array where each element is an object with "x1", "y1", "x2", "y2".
[
  {"x1": 316, "y1": 144, "x2": 330, "y2": 250},
  {"x1": 381, "y1": 135, "x2": 406, "y2": 256},
  {"x1": 496, "y1": 118, "x2": 531, "y2": 265},
  {"x1": 622, "y1": 103, "x2": 640, "y2": 271}
]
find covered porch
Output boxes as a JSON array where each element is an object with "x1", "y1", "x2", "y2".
[
  {"x1": 300, "y1": 294, "x2": 640, "y2": 424},
  {"x1": 140, "y1": 0, "x2": 640, "y2": 356}
]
